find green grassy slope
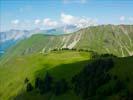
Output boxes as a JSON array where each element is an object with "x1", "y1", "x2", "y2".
[
  {"x1": 0, "y1": 25, "x2": 132, "y2": 65},
  {"x1": 0, "y1": 25, "x2": 133, "y2": 100},
  {"x1": 0, "y1": 33, "x2": 80, "y2": 64},
  {"x1": 14, "y1": 55, "x2": 133, "y2": 100},
  {"x1": 75, "y1": 25, "x2": 133, "y2": 56},
  {"x1": 0, "y1": 50, "x2": 133, "y2": 100},
  {"x1": 0, "y1": 51, "x2": 91, "y2": 100}
]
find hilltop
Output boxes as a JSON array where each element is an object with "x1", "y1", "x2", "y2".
[
  {"x1": 0, "y1": 25, "x2": 133, "y2": 64},
  {"x1": 0, "y1": 25, "x2": 133, "y2": 100},
  {"x1": 0, "y1": 50, "x2": 133, "y2": 100}
]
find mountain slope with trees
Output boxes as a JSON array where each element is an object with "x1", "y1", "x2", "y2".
[
  {"x1": 0, "y1": 25, "x2": 133, "y2": 100},
  {"x1": 0, "y1": 25, "x2": 133, "y2": 65}
]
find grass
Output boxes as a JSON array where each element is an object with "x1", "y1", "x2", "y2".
[
  {"x1": 0, "y1": 50, "x2": 133, "y2": 100},
  {"x1": 1, "y1": 25, "x2": 132, "y2": 65},
  {"x1": 0, "y1": 51, "x2": 91, "y2": 100}
]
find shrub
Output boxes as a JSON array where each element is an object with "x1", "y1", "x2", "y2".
[
  {"x1": 24, "y1": 77, "x2": 29, "y2": 84},
  {"x1": 54, "y1": 79, "x2": 69, "y2": 96},
  {"x1": 26, "y1": 83, "x2": 33, "y2": 92},
  {"x1": 44, "y1": 73, "x2": 53, "y2": 91},
  {"x1": 72, "y1": 58, "x2": 114, "y2": 99},
  {"x1": 35, "y1": 77, "x2": 42, "y2": 89}
]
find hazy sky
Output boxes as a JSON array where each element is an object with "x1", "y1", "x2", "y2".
[{"x1": 0, "y1": 0, "x2": 133, "y2": 31}]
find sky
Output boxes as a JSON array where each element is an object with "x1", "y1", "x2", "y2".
[{"x1": 0, "y1": 0, "x2": 133, "y2": 31}]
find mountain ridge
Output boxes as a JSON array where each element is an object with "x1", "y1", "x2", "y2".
[
  {"x1": 0, "y1": 25, "x2": 133, "y2": 100},
  {"x1": 1, "y1": 25, "x2": 132, "y2": 61},
  {"x1": 0, "y1": 24, "x2": 133, "y2": 66}
]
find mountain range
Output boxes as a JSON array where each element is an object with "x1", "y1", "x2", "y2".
[
  {"x1": 0, "y1": 25, "x2": 133, "y2": 100},
  {"x1": 1, "y1": 25, "x2": 132, "y2": 60},
  {"x1": 0, "y1": 27, "x2": 70, "y2": 56},
  {"x1": 0, "y1": 25, "x2": 79, "y2": 56}
]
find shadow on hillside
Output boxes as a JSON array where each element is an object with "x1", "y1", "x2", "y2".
[
  {"x1": 13, "y1": 56, "x2": 133, "y2": 100},
  {"x1": 35, "y1": 60, "x2": 89, "y2": 80},
  {"x1": 14, "y1": 60, "x2": 89, "y2": 100}
]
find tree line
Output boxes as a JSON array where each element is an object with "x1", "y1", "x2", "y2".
[
  {"x1": 24, "y1": 54, "x2": 132, "y2": 99},
  {"x1": 51, "y1": 48, "x2": 95, "y2": 52},
  {"x1": 25, "y1": 72, "x2": 69, "y2": 96}
]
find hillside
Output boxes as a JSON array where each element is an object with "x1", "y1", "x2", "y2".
[
  {"x1": 0, "y1": 50, "x2": 133, "y2": 100},
  {"x1": 0, "y1": 51, "x2": 91, "y2": 100},
  {"x1": 0, "y1": 25, "x2": 133, "y2": 100},
  {"x1": 0, "y1": 25, "x2": 133, "y2": 65},
  {"x1": 1, "y1": 0, "x2": 133, "y2": 100}
]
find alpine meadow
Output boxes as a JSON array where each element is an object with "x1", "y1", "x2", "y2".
[{"x1": 0, "y1": 0, "x2": 133, "y2": 100}]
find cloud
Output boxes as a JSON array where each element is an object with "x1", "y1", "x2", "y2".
[
  {"x1": 120, "y1": 16, "x2": 125, "y2": 21},
  {"x1": 43, "y1": 18, "x2": 58, "y2": 27},
  {"x1": 61, "y1": 13, "x2": 98, "y2": 28},
  {"x1": 10, "y1": 13, "x2": 98, "y2": 31},
  {"x1": 63, "y1": 0, "x2": 87, "y2": 4},
  {"x1": 119, "y1": 16, "x2": 133, "y2": 24},
  {"x1": 34, "y1": 19, "x2": 41, "y2": 25},
  {"x1": 61, "y1": 13, "x2": 77, "y2": 25},
  {"x1": 11, "y1": 19, "x2": 20, "y2": 25},
  {"x1": 129, "y1": 17, "x2": 133, "y2": 21}
]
